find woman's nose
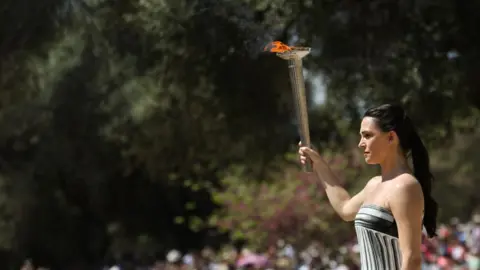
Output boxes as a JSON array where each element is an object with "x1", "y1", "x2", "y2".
[{"x1": 358, "y1": 139, "x2": 365, "y2": 148}]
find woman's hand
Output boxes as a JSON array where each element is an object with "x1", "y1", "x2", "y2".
[{"x1": 298, "y1": 141, "x2": 324, "y2": 166}]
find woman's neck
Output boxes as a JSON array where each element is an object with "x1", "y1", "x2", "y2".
[{"x1": 380, "y1": 152, "x2": 411, "y2": 180}]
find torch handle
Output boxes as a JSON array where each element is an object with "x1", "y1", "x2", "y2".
[{"x1": 288, "y1": 58, "x2": 313, "y2": 173}]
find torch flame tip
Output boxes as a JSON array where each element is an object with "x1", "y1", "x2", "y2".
[
  {"x1": 264, "y1": 41, "x2": 311, "y2": 56},
  {"x1": 264, "y1": 41, "x2": 292, "y2": 53}
]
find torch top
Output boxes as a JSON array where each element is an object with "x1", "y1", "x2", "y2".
[{"x1": 264, "y1": 41, "x2": 311, "y2": 59}]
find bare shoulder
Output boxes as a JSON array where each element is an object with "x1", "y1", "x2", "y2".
[
  {"x1": 364, "y1": 176, "x2": 382, "y2": 190},
  {"x1": 390, "y1": 173, "x2": 424, "y2": 205},
  {"x1": 367, "y1": 175, "x2": 382, "y2": 186},
  {"x1": 389, "y1": 173, "x2": 424, "y2": 225}
]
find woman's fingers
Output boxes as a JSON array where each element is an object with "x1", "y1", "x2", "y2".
[{"x1": 299, "y1": 147, "x2": 313, "y2": 155}]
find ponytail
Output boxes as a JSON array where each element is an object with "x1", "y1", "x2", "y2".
[{"x1": 408, "y1": 124, "x2": 438, "y2": 238}]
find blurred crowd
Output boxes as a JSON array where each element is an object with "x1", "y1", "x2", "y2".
[
  {"x1": 20, "y1": 216, "x2": 480, "y2": 270},
  {"x1": 420, "y1": 215, "x2": 480, "y2": 269},
  {"x1": 103, "y1": 239, "x2": 360, "y2": 270},
  {"x1": 99, "y1": 215, "x2": 480, "y2": 270}
]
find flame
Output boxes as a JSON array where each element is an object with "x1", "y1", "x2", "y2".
[{"x1": 264, "y1": 41, "x2": 293, "y2": 53}]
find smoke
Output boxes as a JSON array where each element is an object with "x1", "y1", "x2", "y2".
[{"x1": 192, "y1": 0, "x2": 285, "y2": 59}]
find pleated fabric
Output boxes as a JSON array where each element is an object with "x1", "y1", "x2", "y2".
[{"x1": 354, "y1": 205, "x2": 402, "y2": 270}]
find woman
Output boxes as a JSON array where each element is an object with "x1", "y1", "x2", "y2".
[{"x1": 299, "y1": 104, "x2": 438, "y2": 270}]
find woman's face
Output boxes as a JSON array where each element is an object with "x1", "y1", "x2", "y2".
[{"x1": 358, "y1": 117, "x2": 392, "y2": 165}]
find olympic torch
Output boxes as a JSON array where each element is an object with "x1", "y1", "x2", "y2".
[{"x1": 264, "y1": 41, "x2": 312, "y2": 172}]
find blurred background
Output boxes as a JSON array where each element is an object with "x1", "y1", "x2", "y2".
[{"x1": 1, "y1": 0, "x2": 480, "y2": 269}]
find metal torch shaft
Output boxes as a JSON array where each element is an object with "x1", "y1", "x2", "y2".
[{"x1": 287, "y1": 57, "x2": 312, "y2": 172}]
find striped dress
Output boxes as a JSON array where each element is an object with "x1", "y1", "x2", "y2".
[{"x1": 354, "y1": 205, "x2": 402, "y2": 269}]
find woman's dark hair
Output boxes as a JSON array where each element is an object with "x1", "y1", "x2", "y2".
[{"x1": 363, "y1": 103, "x2": 438, "y2": 237}]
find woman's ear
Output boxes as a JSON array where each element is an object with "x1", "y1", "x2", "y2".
[{"x1": 388, "y1": 131, "x2": 398, "y2": 144}]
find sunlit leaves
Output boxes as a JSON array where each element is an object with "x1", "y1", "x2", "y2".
[{"x1": 206, "y1": 151, "x2": 371, "y2": 249}]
